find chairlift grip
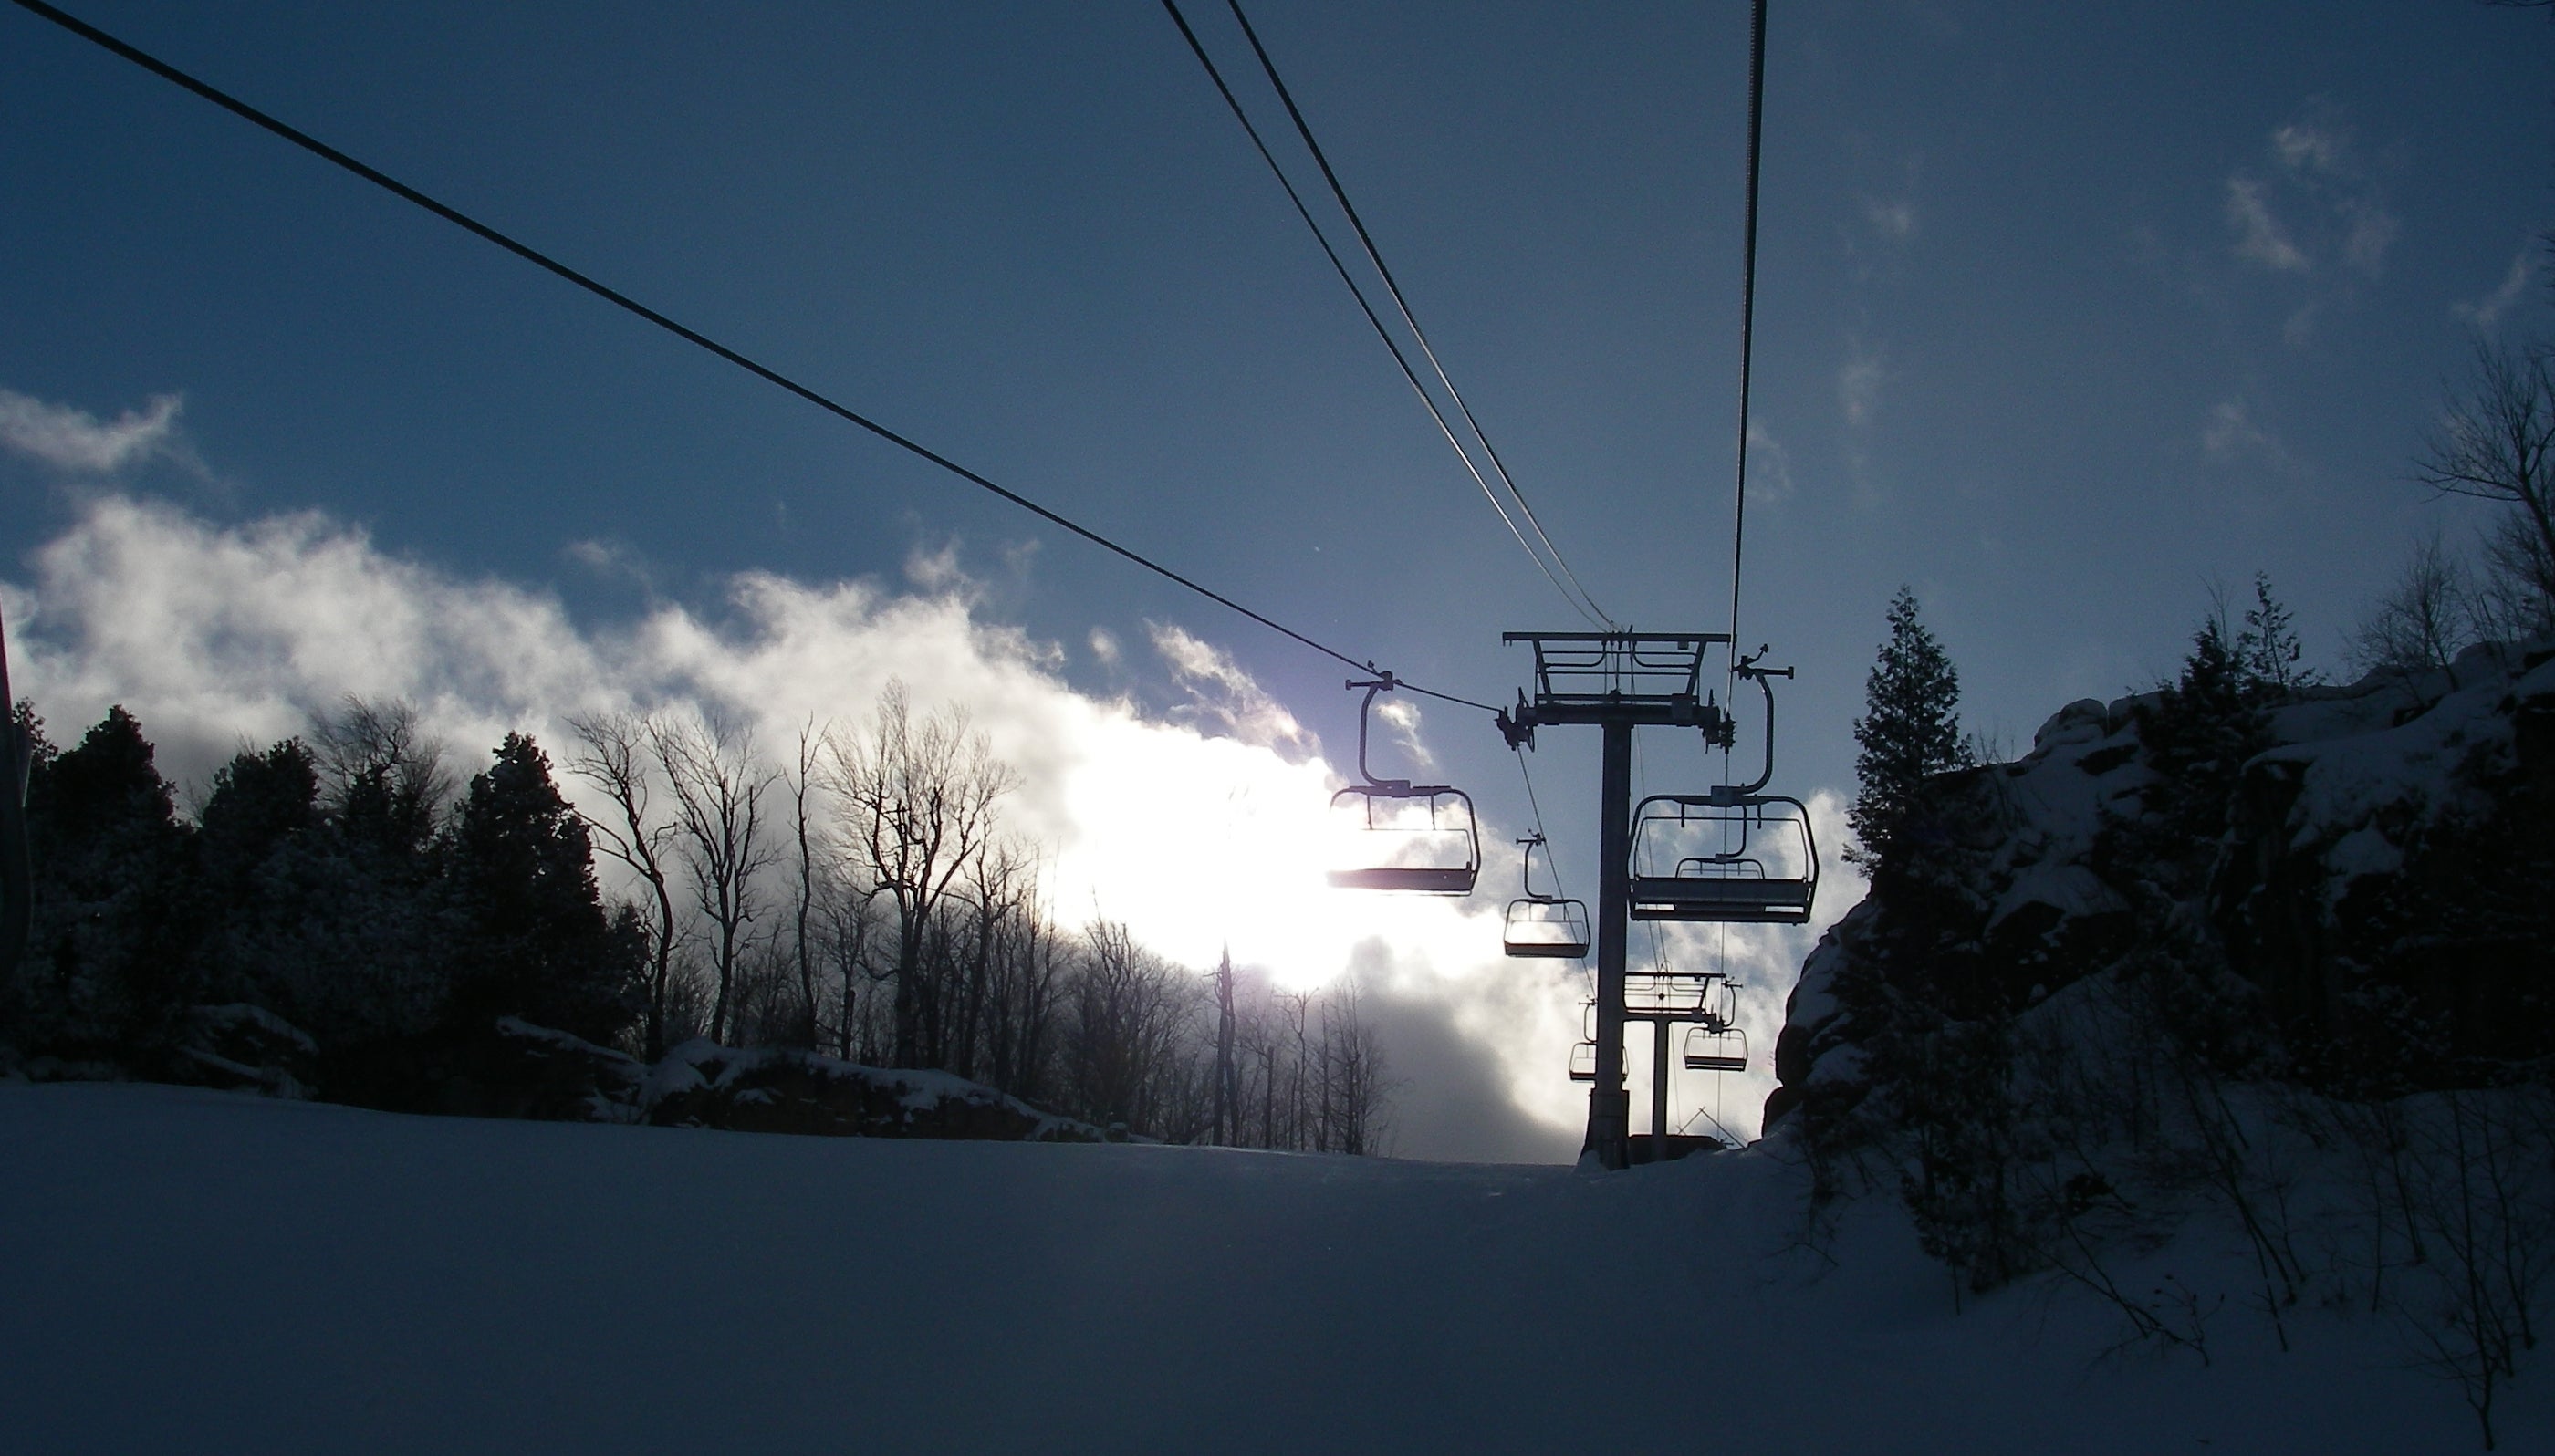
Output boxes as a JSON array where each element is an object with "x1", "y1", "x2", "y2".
[{"x1": 1711, "y1": 661, "x2": 1786, "y2": 800}]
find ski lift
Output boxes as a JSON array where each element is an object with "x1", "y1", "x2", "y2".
[
  {"x1": 1683, "y1": 1024, "x2": 1748, "y2": 1074},
  {"x1": 1628, "y1": 658, "x2": 1818, "y2": 923},
  {"x1": 1326, "y1": 675, "x2": 1480, "y2": 894},
  {"x1": 1502, "y1": 834, "x2": 1590, "y2": 959},
  {"x1": 1568, "y1": 1040, "x2": 1599, "y2": 1082},
  {"x1": 1625, "y1": 971, "x2": 1713, "y2": 1017}
]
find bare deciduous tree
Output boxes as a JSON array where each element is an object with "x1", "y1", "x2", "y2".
[
  {"x1": 2420, "y1": 341, "x2": 2555, "y2": 629},
  {"x1": 566, "y1": 712, "x2": 685, "y2": 1058},
  {"x1": 781, "y1": 718, "x2": 830, "y2": 1052},
  {"x1": 652, "y1": 713, "x2": 774, "y2": 1045},
  {"x1": 2348, "y1": 533, "x2": 2479, "y2": 687},
  {"x1": 311, "y1": 696, "x2": 452, "y2": 845},
  {"x1": 827, "y1": 681, "x2": 1018, "y2": 1067},
  {"x1": 1063, "y1": 918, "x2": 1201, "y2": 1135}
]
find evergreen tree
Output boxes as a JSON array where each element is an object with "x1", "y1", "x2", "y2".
[
  {"x1": 199, "y1": 740, "x2": 322, "y2": 887},
  {"x1": 2133, "y1": 612, "x2": 2271, "y2": 864},
  {"x1": 193, "y1": 739, "x2": 368, "y2": 1033},
  {"x1": 16, "y1": 706, "x2": 197, "y2": 1054},
  {"x1": 1850, "y1": 588, "x2": 1973, "y2": 870},
  {"x1": 2233, "y1": 571, "x2": 2318, "y2": 702},
  {"x1": 444, "y1": 733, "x2": 638, "y2": 1045}
]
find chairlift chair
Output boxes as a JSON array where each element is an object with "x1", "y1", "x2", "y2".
[
  {"x1": 1626, "y1": 660, "x2": 1818, "y2": 923},
  {"x1": 1568, "y1": 1040, "x2": 1599, "y2": 1083},
  {"x1": 1630, "y1": 793, "x2": 1817, "y2": 922},
  {"x1": 1683, "y1": 1024, "x2": 1748, "y2": 1074},
  {"x1": 1326, "y1": 675, "x2": 1480, "y2": 895},
  {"x1": 1502, "y1": 834, "x2": 1590, "y2": 958}
]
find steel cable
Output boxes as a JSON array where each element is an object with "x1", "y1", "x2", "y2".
[{"x1": 8, "y1": 0, "x2": 1504, "y2": 717}]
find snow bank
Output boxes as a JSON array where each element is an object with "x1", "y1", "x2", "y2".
[{"x1": 0, "y1": 1082, "x2": 2530, "y2": 1453}]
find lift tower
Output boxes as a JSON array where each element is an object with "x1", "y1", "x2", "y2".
[{"x1": 1499, "y1": 632, "x2": 1732, "y2": 1170}]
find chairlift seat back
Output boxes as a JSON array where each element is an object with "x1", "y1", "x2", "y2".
[
  {"x1": 1326, "y1": 783, "x2": 1480, "y2": 896},
  {"x1": 1683, "y1": 1024, "x2": 1748, "y2": 1073},
  {"x1": 1503, "y1": 896, "x2": 1590, "y2": 958}
]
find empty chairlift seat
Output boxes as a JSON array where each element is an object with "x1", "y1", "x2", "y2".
[
  {"x1": 1502, "y1": 833, "x2": 1590, "y2": 959},
  {"x1": 1325, "y1": 673, "x2": 1480, "y2": 895},
  {"x1": 1629, "y1": 792, "x2": 1819, "y2": 923},
  {"x1": 1683, "y1": 1024, "x2": 1748, "y2": 1073},
  {"x1": 1568, "y1": 1040, "x2": 1599, "y2": 1082},
  {"x1": 1326, "y1": 783, "x2": 1481, "y2": 893}
]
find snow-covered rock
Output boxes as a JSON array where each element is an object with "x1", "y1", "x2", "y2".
[
  {"x1": 644, "y1": 1039, "x2": 1103, "y2": 1142},
  {"x1": 167, "y1": 1003, "x2": 319, "y2": 1099},
  {"x1": 1766, "y1": 640, "x2": 2555, "y2": 1128}
]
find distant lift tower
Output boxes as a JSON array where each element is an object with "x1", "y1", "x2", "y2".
[{"x1": 1498, "y1": 632, "x2": 1733, "y2": 1170}]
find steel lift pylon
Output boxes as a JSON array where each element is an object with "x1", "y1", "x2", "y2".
[{"x1": 1498, "y1": 631, "x2": 1736, "y2": 1170}]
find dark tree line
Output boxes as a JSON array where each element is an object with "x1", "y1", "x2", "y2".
[
  {"x1": 0, "y1": 682, "x2": 1395, "y2": 1152},
  {"x1": 0, "y1": 699, "x2": 640, "y2": 1076}
]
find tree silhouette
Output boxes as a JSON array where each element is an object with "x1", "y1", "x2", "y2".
[
  {"x1": 446, "y1": 733, "x2": 637, "y2": 1045},
  {"x1": 1850, "y1": 588, "x2": 1972, "y2": 872}
]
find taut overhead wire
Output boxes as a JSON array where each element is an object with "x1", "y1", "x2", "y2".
[
  {"x1": 1163, "y1": 0, "x2": 1612, "y2": 631},
  {"x1": 1217, "y1": 0, "x2": 1615, "y2": 631},
  {"x1": 8, "y1": 0, "x2": 1502, "y2": 718},
  {"x1": 1726, "y1": 0, "x2": 1769, "y2": 674}
]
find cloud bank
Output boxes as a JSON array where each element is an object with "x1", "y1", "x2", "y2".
[{"x1": 3, "y1": 488, "x2": 1859, "y2": 1160}]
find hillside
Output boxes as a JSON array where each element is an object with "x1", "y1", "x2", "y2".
[
  {"x1": 1, "y1": 1080, "x2": 2529, "y2": 1453},
  {"x1": 1760, "y1": 639, "x2": 2555, "y2": 1449}
]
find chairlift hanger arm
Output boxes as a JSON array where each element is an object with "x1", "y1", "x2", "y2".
[{"x1": 1712, "y1": 656, "x2": 1790, "y2": 799}]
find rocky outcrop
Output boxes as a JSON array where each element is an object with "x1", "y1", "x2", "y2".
[
  {"x1": 309, "y1": 1017, "x2": 1106, "y2": 1142},
  {"x1": 317, "y1": 1016, "x2": 651, "y2": 1121},
  {"x1": 1765, "y1": 641, "x2": 2555, "y2": 1129},
  {"x1": 168, "y1": 1003, "x2": 322, "y2": 1097},
  {"x1": 645, "y1": 1041, "x2": 1103, "y2": 1142}
]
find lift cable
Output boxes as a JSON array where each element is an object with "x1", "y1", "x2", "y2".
[
  {"x1": 1725, "y1": 0, "x2": 1769, "y2": 676},
  {"x1": 1163, "y1": 0, "x2": 1611, "y2": 631},
  {"x1": 12, "y1": 0, "x2": 1504, "y2": 719},
  {"x1": 1218, "y1": 0, "x2": 1615, "y2": 630},
  {"x1": 1510, "y1": 748, "x2": 1568, "y2": 903}
]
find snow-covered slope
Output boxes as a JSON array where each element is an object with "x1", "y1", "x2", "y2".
[{"x1": 2, "y1": 1082, "x2": 2529, "y2": 1453}]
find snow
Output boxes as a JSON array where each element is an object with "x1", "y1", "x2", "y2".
[
  {"x1": 1986, "y1": 862, "x2": 2126, "y2": 934},
  {"x1": 3, "y1": 1082, "x2": 2538, "y2": 1453}
]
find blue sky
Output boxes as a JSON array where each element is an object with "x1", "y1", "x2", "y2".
[{"x1": 3, "y1": 1, "x2": 2550, "y2": 1155}]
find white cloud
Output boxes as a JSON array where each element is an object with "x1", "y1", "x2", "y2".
[
  {"x1": 1146, "y1": 619, "x2": 1313, "y2": 757},
  {"x1": 2202, "y1": 398, "x2": 2285, "y2": 465},
  {"x1": 5, "y1": 492, "x2": 1869, "y2": 1159},
  {"x1": 1839, "y1": 340, "x2": 1884, "y2": 431},
  {"x1": 1744, "y1": 421, "x2": 1797, "y2": 502},
  {"x1": 0, "y1": 389, "x2": 185, "y2": 474},
  {"x1": 3, "y1": 494, "x2": 1743, "y2": 1155},
  {"x1": 2225, "y1": 177, "x2": 2308, "y2": 272},
  {"x1": 902, "y1": 540, "x2": 968, "y2": 594},
  {"x1": 564, "y1": 536, "x2": 656, "y2": 592},
  {"x1": 1086, "y1": 626, "x2": 1121, "y2": 667},
  {"x1": 2455, "y1": 248, "x2": 2538, "y2": 329},
  {"x1": 1862, "y1": 196, "x2": 1917, "y2": 243},
  {"x1": 2339, "y1": 199, "x2": 2397, "y2": 279},
  {"x1": 2224, "y1": 110, "x2": 2398, "y2": 286},
  {"x1": 2271, "y1": 121, "x2": 2341, "y2": 175}
]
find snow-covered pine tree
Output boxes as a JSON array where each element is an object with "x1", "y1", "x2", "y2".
[
  {"x1": 1850, "y1": 588, "x2": 1972, "y2": 871},
  {"x1": 17, "y1": 706, "x2": 197, "y2": 1055}
]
